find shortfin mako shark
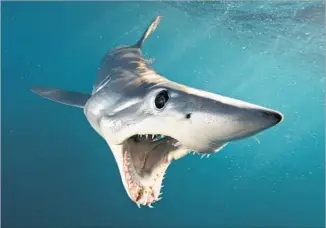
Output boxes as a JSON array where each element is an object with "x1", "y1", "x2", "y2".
[{"x1": 31, "y1": 16, "x2": 283, "y2": 208}]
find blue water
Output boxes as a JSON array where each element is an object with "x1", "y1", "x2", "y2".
[{"x1": 2, "y1": 1, "x2": 325, "y2": 228}]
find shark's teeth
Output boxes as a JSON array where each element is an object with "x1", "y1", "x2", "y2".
[
  {"x1": 135, "y1": 134, "x2": 166, "y2": 142},
  {"x1": 192, "y1": 152, "x2": 213, "y2": 158},
  {"x1": 168, "y1": 149, "x2": 189, "y2": 161},
  {"x1": 173, "y1": 141, "x2": 181, "y2": 147}
]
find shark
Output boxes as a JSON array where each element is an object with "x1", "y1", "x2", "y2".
[{"x1": 31, "y1": 16, "x2": 283, "y2": 208}]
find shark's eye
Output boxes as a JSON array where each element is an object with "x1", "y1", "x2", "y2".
[{"x1": 154, "y1": 90, "x2": 169, "y2": 109}]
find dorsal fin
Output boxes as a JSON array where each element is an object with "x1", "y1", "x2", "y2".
[{"x1": 135, "y1": 16, "x2": 162, "y2": 48}]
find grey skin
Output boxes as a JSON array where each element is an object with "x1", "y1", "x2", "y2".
[{"x1": 31, "y1": 16, "x2": 283, "y2": 208}]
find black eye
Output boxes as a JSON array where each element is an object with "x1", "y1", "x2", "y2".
[{"x1": 154, "y1": 90, "x2": 169, "y2": 109}]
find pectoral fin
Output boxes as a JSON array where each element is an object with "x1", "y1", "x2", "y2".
[{"x1": 30, "y1": 87, "x2": 91, "y2": 108}]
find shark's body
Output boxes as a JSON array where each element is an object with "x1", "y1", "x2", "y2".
[{"x1": 31, "y1": 16, "x2": 283, "y2": 208}]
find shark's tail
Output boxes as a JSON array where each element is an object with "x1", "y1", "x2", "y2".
[{"x1": 135, "y1": 16, "x2": 162, "y2": 49}]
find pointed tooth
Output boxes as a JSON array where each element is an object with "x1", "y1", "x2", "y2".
[
  {"x1": 136, "y1": 203, "x2": 141, "y2": 208},
  {"x1": 157, "y1": 197, "x2": 162, "y2": 201},
  {"x1": 148, "y1": 204, "x2": 154, "y2": 208},
  {"x1": 201, "y1": 154, "x2": 205, "y2": 159},
  {"x1": 152, "y1": 134, "x2": 155, "y2": 139},
  {"x1": 167, "y1": 153, "x2": 172, "y2": 162},
  {"x1": 146, "y1": 134, "x2": 148, "y2": 139},
  {"x1": 207, "y1": 154, "x2": 210, "y2": 158},
  {"x1": 173, "y1": 141, "x2": 181, "y2": 147}
]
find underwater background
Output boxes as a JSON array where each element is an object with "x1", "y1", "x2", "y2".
[{"x1": 2, "y1": 1, "x2": 325, "y2": 228}]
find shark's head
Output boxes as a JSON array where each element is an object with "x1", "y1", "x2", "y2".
[{"x1": 84, "y1": 78, "x2": 283, "y2": 207}]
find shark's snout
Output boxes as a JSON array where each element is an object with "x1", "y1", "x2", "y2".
[
  {"x1": 230, "y1": 106, "x2": 284, "y2": 139},
  {"x1": 260, "y1": 109, "x2": 283, "y2": 125}
]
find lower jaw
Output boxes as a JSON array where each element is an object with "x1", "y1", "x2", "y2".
[
  {"x1": 122, "y1": 149, "x2": 170, "y2": 207},
  {"x1": 107, "y1": 137, "x2": 189, "y2": 207}
]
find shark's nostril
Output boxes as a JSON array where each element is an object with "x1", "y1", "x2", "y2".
[{"x1": 185, "y1": 113, "x2": 192, "y2": 119}]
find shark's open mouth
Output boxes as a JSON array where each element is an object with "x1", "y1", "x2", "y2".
[{"x1": 121, "y1": 134, "x2": 186, "y2": 207}]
